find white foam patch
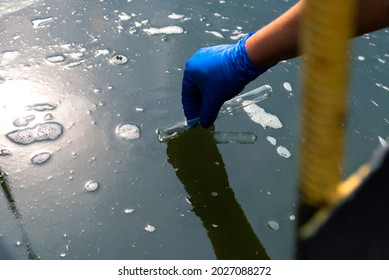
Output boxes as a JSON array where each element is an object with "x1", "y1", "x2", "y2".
[
  {"x1": 378, "y1": 136, "x2": 388, "y2": 148},
  {"x1": 283, "y1": 82, "x2": 292, "y2": 92},
  {"x1": 46, "y1": 55, "x2": 65, "y2": 63},
  {"x1": 276, "y1": 146, "x2": 291, "y2": 158},
  {"x1": 242, "y1": 101, "x2": 282, "y2": 129},
  {"x1": 31, "y1": 17, "x2": 54, "y2": 28},
  {"x1": 205, "y1": 30, "x2": 224, "y2": 38},
  {"x1": 116, "y1": 124, "x2": 140, "y2": 141},
  {"x1": 143, "y1": 26, "x2": 184, "y2": 35},
  {"x1": 266, "y1": 136, "x2": 277, "y2": 146},
  {"x1": 168, "y1": 13, "x2": 184, "y2": 20},
  {"x1": 31, "y1": 152, "x2": 52, "y2": 165}
]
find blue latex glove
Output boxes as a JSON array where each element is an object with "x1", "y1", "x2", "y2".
[{"x1": 181, "y1": 32, "x2": 272, "y2": 128}]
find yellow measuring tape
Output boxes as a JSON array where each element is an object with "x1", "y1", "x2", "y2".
[{"x1": 298, "y1": 0, "x2": 356, "y2": 208}]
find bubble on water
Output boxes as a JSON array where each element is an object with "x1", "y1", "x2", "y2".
[
  {"x1": 85, "y1": 180, "x2": 99, "y2": 192},
  {"x1": 31, "y1": 152, "x2": 52, "y2": 165},
  {"x1": 116, "y1": 124, "x2": 140, "y2": 141},
  {"x1": 283, "y1": 82, "x2": 292, "y2": 92},
  {"x1": 32, "y1": 103, "x2": 56, "y2": 111},
  {"x1": 144, "y1": 224, "x2": 156, "y2": 233},
  {"x1": 135, "y1": 107, "x2": 144, "y2": 112},
  {"x1": 109, "y1": 54, "x2": 128, "y2": 65},
  {"x1": 13, "y1": 115, "x2": 35, "y2": 127},
  {"x1": 289, "y1": 215, "x2": 296, "y2": 221},
  {"x1": 0, "y1": 149, "x2": 12, "y2": 156},
  {"x1": 276, "y1": 146, "x2": 291, "y2": 158},
  {"x1": 143, "y1": 26, "x2": 184, "y2": 35},
  {"x1": 205, "y1": 30, "x2": 224, "y2": 38},
  {"x1": 31, "y1": 17, "x2": 54, "y2": 28},
  {"x1": 242, "y1": 101, "x2": 283, "y2": 129},
  {"x1": 124, "y1": 208, "x2": 135, "y2": 214},
  {"x1": 6, "y1": 122, "x2": 64, "y2": 145},
  {"x1": 46, "y1": 55, "x2": 65, "y2": 63},
  {"x1": 15, "y1": 241, "x2": 22, "y2": 246},
  {"x1": 268, "y1": 220, "x2": 279, "y2": 231},
  {"x1": 266, "y1": 136, "x2": 277, "y2": 146}
]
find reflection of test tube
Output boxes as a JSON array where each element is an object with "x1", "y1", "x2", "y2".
[{"x1": 156, "y1": 85, "x2": 272, "y2": 143}]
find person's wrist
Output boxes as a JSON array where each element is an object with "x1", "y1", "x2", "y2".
[{"x1": 232, "y1": 32, "x2": 273, "y2": 80}]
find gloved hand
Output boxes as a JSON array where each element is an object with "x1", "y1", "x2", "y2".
[{"x1": 181, "y1": 32, "x2": 272, "y2": 128}]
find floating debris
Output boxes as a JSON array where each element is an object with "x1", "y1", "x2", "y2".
[
  {"x1": 109, "y1": 54, "x2": 128, "y2": 65},
  {"x1": 144, "y1": 224, "x2": 156, "y2": 233},
  {"x1": 116, "y1": 124, "x2": 140, "y2": 141},
  {"x1": 84, "y1": 181, "x2": 99, "y2": 192},
  {"x1": 6, "y1": 122, "x2": 63, "y2": 145},
  {"x1": 31, "y1": 152, "x2": 52, "y2": 165},
  {"x1": 143, "y1": 26, "x2": 184, "y2": 35},
  {"x1": 268, "y1": 220, "x2": 280, "y2": 231}
]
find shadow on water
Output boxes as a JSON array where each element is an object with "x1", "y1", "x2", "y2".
[
  {"x1": 0, "y1": 169, "x2": 39, "y2": 260},
  {"x1": 166, "y1": 127, "x2": 269, "y2": 260}
]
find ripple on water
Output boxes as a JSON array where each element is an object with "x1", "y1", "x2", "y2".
[
  {"x1": 116, "y1": 124, "x2": 140, "y2": 141},
  {"x1": 6, "y1": 122, "x2": 63, "y2": 145}
]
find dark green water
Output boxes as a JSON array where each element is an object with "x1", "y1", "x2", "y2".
[{"x1": 0, "y1": 0, "x2": 388, "y2": 259}]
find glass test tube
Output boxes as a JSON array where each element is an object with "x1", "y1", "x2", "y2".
[{"x1": 156, "y1": 84, "x2": 273, "y2": 143}]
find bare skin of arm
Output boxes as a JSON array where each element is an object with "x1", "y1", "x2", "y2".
[{"x1": 245, "y1": 0, "x2": 389, "y2": 68}]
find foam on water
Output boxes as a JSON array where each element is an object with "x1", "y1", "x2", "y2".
[
  {"x1": 283, "y1": 82, "x2": 292, "y2": 92},
  {"x1": 31, "y1": 152, "x2": 52, "y2": 165},
  {"x1": 144, "y1": 224, "x2": 156, "y2": 233},
  {"x1": 13, "y1": 115, "x2": 35, "y2": 127},
  {"x1": 276, "y1": 146, "x2": 291, "y2": 158},
  {"x1": 378, "y1": 136, "x2": 388, "y2": 148},
  {"x1": 205, "y1": 30, "x2": 224, "y2": 38},
  {"x1": 109, "y1": 55, "x2": 128, "y2": 65},
  {"x1": 124, "y1": 208, "x2": 135, "y2": 214},
  {"x1": 168, "y1": 13, "x2": 185, "y2": 20},
  {"x1": 116, "y1": 124, "x2": 140, "y2": 141},
  {"x1": 85, "y1": 181, "x2": 99, "y2": 192},
  {"x1": 6, "y1": 122, "x2": 63, "y2": 145},
  {"x1": 32, "y1": 103, "x2": 56, "y2": 111},
  {"x1": 266, "y1": 136, "x2": 277, "y2": 146},
  {"x1": 242, "y1": 101, "x2": 283, "y2": 129},
  {"x1": 0, "y1": 149, "x2": 12, "y2": 156},
  {"x1": 46, "y1": 55, "x2": 65, "y2": 63},
  {"x1": 31, "y1": 17, "x2": 54, "y2": 28},
  {"x1": 143, "y1": 26, "x2": 184, "y2": 35},
  {"x1": 268, "y1": 221, "x2": 279, "y2": 231},
  {"x1": 1, "y1": 51, "x2": 19, "y2": 66}
]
